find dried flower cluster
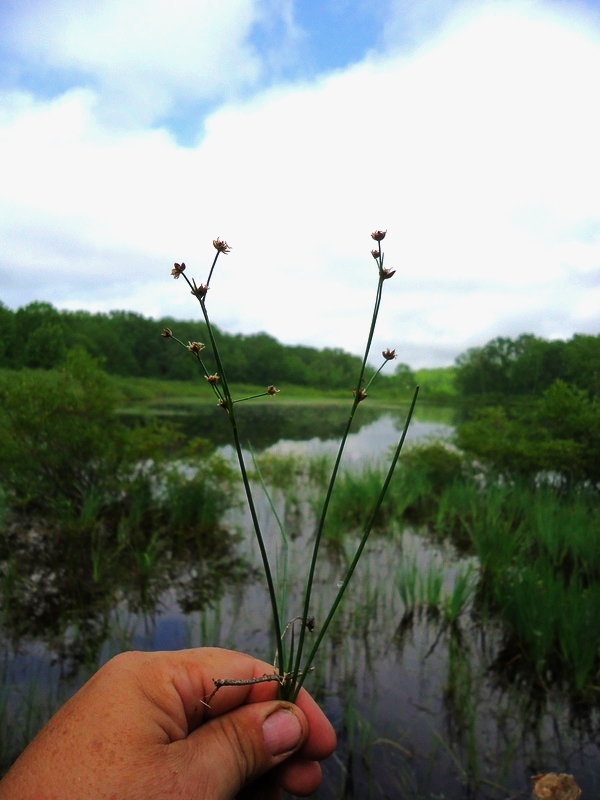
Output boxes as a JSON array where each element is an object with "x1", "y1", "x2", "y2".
[
  {"x1": 190, "y1": 280, "x2": 208, "y2": 299},
  {"x1": 187, "y1": 341, "x2": 205, "y2": 355},
  {"x1": 213, "y1": 238, "x2": 231, "y2": 255}
]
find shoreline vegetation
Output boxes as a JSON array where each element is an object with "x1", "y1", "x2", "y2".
[{"x1": 0, "y1": 297, "x2": 598, "y2": 796}]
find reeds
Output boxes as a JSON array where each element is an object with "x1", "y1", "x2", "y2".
[
  {"x1": 163, "y1": 231, "x2": 418, "y2": 699},
  {"x1": 397, "y1": 463, "x2": 600, "y2": 690}
]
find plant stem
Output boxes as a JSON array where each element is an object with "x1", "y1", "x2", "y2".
[
  {"x1": 290, "y1": 273, "x2": 386, "y2": 693},
  {"x1": 292, "y1": 385, "x2": 419, "y2": 698},
  {"x1": 183, "y1": 269, "x2": 285, "y2": 669}
]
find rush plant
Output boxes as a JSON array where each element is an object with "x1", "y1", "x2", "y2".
[{"x1": 162, "y1": 231, "x2": 418, "y2": 701}]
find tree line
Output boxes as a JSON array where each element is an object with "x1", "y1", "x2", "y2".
[
  {"x1": 454, "y1": 332, "x2": 600, "y2": 399},
  {"x1": 453, "y1": 332, "x2": 600, "y2": 486},
  {"x1": 2, "y1": 301, "x2": 598, "y2": 403},
  {"x1": 0, "y1": 301, "x2": 390, "y2": 390}
]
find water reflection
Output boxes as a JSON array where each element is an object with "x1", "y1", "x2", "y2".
[
  {"x1": 0, "y1": 520, "x2": 248, "y2": 676},
  {"x1": 1, "y1": 406, "x2": 599, "y2": 798},
  {"x1": 149, "y1": 401, "x2": 456, "y2": 454},
  {"x1": 262, "y1": 414, "x2": 452, "y2": 463}
]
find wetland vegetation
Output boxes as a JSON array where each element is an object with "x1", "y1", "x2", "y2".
[{"x1": 0, "y1": 290, "x2": 599, "y2": 796}]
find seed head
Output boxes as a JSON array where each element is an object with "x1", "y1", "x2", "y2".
[
  {"x1": 381, "y1": 268, "x2": 396, "y2": 280},
  {"x1": 161, "y1": 328, "x2": 173, "y2": 338},
  {"x1": 187, "y1": 341, "x2": 205, "y2": 355},
  {"x1": 371, "y1": 249, "x2": 379, "y2": 259},
  {"x1": 171, "y1": 262, "x2": 186, "y2": 278},
  {"x1": 191, "y1": 280, "x2": 208, "y2": 299},
  {"x1": 371, "y1": 230, "x2": 387, "y2": 242},
  {"x1": 353, "y1": 388, "x2": 368, "y2": 402},
  {"x1": 382, "y1": 348, "x2": 397, "y2": 361},
  {"x1": 205, "y1": 373, "x2": 220, "y2": 385},
  {"x1": 213, "y1": 238, "x2": 231, "y2": 255},
  {"x1": 266, "y1": 385, "x2": 280, "y2": 396}
]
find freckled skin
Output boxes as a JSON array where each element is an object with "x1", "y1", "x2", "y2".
[{"x1": 0, "y1": 648, "x2": 336, "y2": 800}]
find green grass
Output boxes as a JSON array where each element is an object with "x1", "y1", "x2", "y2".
[
  {"x1": 315, "y1": 465, "x2": 395, "y2": 541},
  {"x1": 290, "y1": 445, "x2": 600, "y2": 691},
  {"x1": 415, "y1": 366, "x2": 458, "y2": 401},
  {"x1": 110, "y1": 373, "x2": 457, "y2": 414},
  {"x1": 433, "y1": 478, "x2": 600, "y2": 688}
]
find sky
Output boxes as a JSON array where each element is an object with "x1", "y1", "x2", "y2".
[{"x1": 1, "y1": 0, "x2": 599, "y2": 369}]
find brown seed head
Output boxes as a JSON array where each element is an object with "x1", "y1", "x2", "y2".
[
  {"x1": 381, "y1": 268, "x2": 396, "y2": 280},
  {"x1": 187, "y1": 341, "x2": 205, "y2": 355},
  {"x1": 191, "y1": 280, "x2": 209, "y2": 299},
  {"x1": 205, "y1": 373, "x2": 220, "y2": 385},
  {"x1": 266, "y1": 385, "x2": 280, "y2": 396},
  {"x1": 371, "y1": 230, "x2": 387, "y2": 242},
  {"x1": 353, "y1": 388, "x2": 368, "y2": 402},
  {"x1": 171, "y1": 262, "x2": 186, "y2": 278},
  {"x1": 213, "y1": 238, "x2": 231, "y2": 255},
  {"x1": 371, "y1": 249, "x2": 379, "y2": 259},
  {"x1": 382, "y1": 348, "x2": 397, "y2": 361},
  {"x1": 161, "y1": 328, "x2": 173, "y2": 338}
]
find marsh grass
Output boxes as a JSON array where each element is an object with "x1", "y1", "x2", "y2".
[
  {"x1": 443, "y1": 637, "x2": 480, "y2": 786},
  {"x1": 313, "y1": 439, "x2": 600, "y2": 692},
  {"x1": 392, "y1": 442, "x2": 466, "y2": 522},
  {"x1": 249, "y1": 453, "x2": 305, "y2": 492},
  {"x1": 442, "y1": 564, "x2": 476, "y2": 625},
  {"x1": 394, "y1": 548, "x2": 476, "y2": 625},
  {"x1": 410, "y1": 468, "x2": 600, "y2": 689},
  {"x1": 313, "y1": 464, "x2": 395, "y2": 542}
]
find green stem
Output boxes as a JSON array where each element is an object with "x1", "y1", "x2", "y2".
[
  {"x1": 183, "y1": 269, "x2": 284, "y2": 669},
  {"x1": 233, "y1": 392, "x2": 274, "y2": 403},
  {"x1": 290, "y1": 273, "x2": 386, "y2": 694},
  {"x1": 292, "y1": 385, "x2": 419, "y2": 699}
]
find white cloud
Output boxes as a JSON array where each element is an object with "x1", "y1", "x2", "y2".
[
  {"x1": 3, "y1": 0, "x2": 300, "y2": 126},
  {"x1": 0, "y1": 0, "x2": 599, "y2": 367}
]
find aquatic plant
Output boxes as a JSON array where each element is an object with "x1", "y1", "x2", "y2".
[
  {"x1": 162, "y1": 231, "x2": 418, "y2": 699},
  {"x1": 313, "y1": 463, "x2": 393, "y2": 541}
]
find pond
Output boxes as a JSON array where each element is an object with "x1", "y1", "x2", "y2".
[{"x1": 1, "y1": 403, "x2": 598, "y2": 798}]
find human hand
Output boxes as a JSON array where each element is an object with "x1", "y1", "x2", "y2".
[{"x1": 0, "y1": 647, "x2": 336, "y2": 800}]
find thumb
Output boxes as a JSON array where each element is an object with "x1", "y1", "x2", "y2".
[{"x1": 180, "y1": 701, "x2": 308, "y2": 800}]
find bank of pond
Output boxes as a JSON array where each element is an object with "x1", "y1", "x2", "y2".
[{"x1": 0, "y1": 412, "x2": 598, "y2": 799}]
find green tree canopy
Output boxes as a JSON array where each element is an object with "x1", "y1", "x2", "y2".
[{"x1": 455, "y1": 333, "x2": 600, "y2": 400}]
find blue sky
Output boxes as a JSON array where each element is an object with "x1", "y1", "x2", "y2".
[{"x1": 1, "y1": 0, "x2": 599, "y2": 368}]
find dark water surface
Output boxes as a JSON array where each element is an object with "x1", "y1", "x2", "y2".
[{"x1": 1, "y1": 405, "x2": 599, "y2": 798}]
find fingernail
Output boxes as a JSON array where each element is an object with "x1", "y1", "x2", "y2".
[{"x1": 263, "y1": 709, "x2": 303, "y2": 756}]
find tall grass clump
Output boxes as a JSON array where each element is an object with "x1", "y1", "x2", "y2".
[
  {"x1": 394, "y1": 552, "x2": 475, "y2": 624},
  {"x1": 314, "y1": 464, "x2": 392, "y2": 541},
  {"x1": 382, "y1": 442, "x2": 600, "y2": 691},
  {"x1": 390, "y1": 441, "x2": 466, "y2": 523},
  {"x1": 434, "y1": 476, "x2": 600, "y2": 689},
  {"x1": 162, "y1": 230, "x2": 418, "y2": 699}
]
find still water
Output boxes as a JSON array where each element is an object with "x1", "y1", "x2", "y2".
[{"x1": 1, "y1": 405, "x2": 598, "y2": 798}]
